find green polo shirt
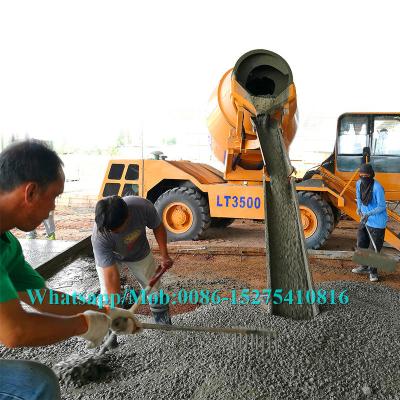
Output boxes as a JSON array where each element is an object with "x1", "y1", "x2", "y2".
[{"x1": 0, "y1": 231, "x2": 45, "y2": 303}]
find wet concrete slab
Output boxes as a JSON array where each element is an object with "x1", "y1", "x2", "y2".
[
  {"x1": 47, "y1": 257, "x2": 99, "y2": 292},
  {"x1": 19, "y1": 239, "x2": 77, "y2": 269}
]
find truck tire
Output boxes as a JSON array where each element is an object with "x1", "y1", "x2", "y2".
[
  {"x1": 297, "y1": 191, "x2": 334, "y2": 250},
  {"x1": 154, "y1": 187, "x2": 211, "y2": 241},
  {"x1": 210, "y1": 217, "x2": 235, "y2": 228}
]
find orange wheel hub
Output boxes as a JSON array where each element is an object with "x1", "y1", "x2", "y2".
[
  {"x1": 299, "y1": 206, "x2": 318, "y2": 238},
  {"x1": 162, "y1": 202, "x2": 193, "y2": 234}
]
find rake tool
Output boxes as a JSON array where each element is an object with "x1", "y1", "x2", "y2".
[
  {"x1": 54, "y1": 270, "x2": 278, "y2": 386},
  {"x1": 352, "y1": 224, "x2": 397, "y2": 272},
  {"x1": 54, "y1": 314, "x2": 277, "y2": 388},
  {"x1": 53, "y1": 264, "x2": 171, "y2": 384},
  {"x1": 103, "y1": 258, "x2": 278, "y2": 353},
  {"x1": 106, "y1": 261, "x2": 278, "y2": 352},
  {"x1": 113, "y1": 319, "x2": 277, "y2": 352},
  {"x1": 98, "y1": 263, "x2": 170, "y2": 355}
]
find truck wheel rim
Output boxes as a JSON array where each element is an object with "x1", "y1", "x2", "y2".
[
  {"x1": 299, "y1": 206, "x2": 318, "y2": 238},
  {"x1": 163, "y1": 202, "x2": 193, "y2": 234}
]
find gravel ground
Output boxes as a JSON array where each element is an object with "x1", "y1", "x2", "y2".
[{"x1": 2, "y1": 281, "x2": 400, "y2": 399}]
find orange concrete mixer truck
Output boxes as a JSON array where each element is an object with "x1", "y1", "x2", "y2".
[{"x1": 99, "y1": 49, "x2": 400, "y2": 250}]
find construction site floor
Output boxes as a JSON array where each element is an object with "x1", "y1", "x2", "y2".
[
  {"x1": 19, "y1": 238, "x2": 77, "y2": 269},
  {"x1": 11, "y1": 205, "x2": 400, "y2": 292},
  {"x1": 6, "y1": 206, "x2": 400, "y2": 399}
]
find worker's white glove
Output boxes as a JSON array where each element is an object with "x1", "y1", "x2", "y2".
[
  {"x1": 79, "y1": 310, "x2": 111, "y2": 348},
  {"x1": 106, "y1": 307, "x2": 142, "y2": 334},
  {"x1": 356, "y1": 208, "x2": 361, "y2": 216}
]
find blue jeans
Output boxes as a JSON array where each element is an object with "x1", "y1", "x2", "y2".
[{"x1": 0, "y1": 360, "x2": 60, "y2": 400}]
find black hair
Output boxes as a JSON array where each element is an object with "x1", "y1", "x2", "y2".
[
  {"x1": 0, "y1": 139, "x2": 64, "y2": 193},
  {"x1": 95, "y1": 196, "x2": 129, "y2": 233}
]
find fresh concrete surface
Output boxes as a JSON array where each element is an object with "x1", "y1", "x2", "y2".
[{"x1": 20, "y1": 239, "x2": 77, "y2": 269}]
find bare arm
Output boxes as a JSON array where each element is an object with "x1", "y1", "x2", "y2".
[
  {"x1": 153, "y1": 223, "x2": 173, "y2": 268},
  {"x1": 0, "y1": 298, "x2": 87, "y2": 348},
  {"x1": 99, "y1": 264, "x2": 121, "y2": 296}
]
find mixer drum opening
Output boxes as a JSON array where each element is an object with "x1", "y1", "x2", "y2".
[
  {"x1": 233, "y1": 49, "x2": 293, "y2": 97},
  {"x1": 245, "y1": 65, "x2": 277, "y2": 96}
]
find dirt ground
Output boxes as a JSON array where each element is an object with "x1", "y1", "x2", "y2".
[
  {"x1": 12, "y1": 206, "x2": 400, "y2": 295},
  {"x1": 11, "y1": 205, "x2": 373, "y2": 247}
]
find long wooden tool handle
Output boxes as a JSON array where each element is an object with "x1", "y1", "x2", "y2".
[
  {"x1": 128, "y1": 265, "x2": 169, "y2": 314},
  {"x1": 365, "y1": 225, "x2": 378, "y2": 253},
  {"x1": 138, "y1": 322, "x2": 276, "y2": 337}
]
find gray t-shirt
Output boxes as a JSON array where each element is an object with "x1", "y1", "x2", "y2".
[{"x1": 92, "y1": 196, "x2": 161, "y2": 267}]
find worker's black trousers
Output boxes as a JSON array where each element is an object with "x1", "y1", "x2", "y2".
[{"x1": 357, "y1": 224, "x2": 385, "y2": 274}]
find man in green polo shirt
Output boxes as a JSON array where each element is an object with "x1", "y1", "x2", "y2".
[{"x1": 0, "y1": 140, "x2": 139, "y2": 400}]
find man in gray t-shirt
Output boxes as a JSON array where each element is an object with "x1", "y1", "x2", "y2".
[{"x1": 92, "y1": 195, "x2": 173, "y2": 324}]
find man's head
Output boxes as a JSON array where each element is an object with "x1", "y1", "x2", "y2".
[
  {"x1": 0, "y1": 140, "x2": 65, "y2": 232},
  {"x1": 95, "y1": 196, "x2": 129, "y2": 233},
  {"x1": 359, "y1": 163, "x2": 375, "y2": 179}
]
